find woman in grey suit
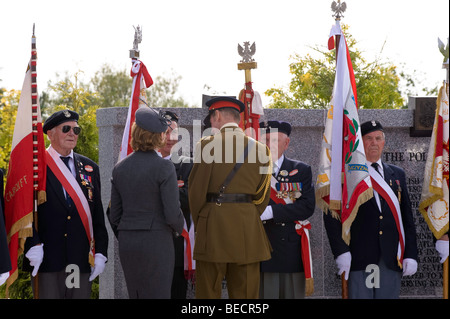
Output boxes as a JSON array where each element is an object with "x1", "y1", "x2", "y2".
[{"x1": 109, "y1": 107, "x2": 185, "y2": 298}]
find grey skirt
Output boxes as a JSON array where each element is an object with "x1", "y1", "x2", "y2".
[{"x1": 119, "y1": 229, "x2": 175, "y2": 299}]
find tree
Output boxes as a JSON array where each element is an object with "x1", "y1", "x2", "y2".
[
  {"x1": 46, "y1": 71, "x2": 100, "y2": 162},
  {"x1": 265, "y1": 25, "x2": 416, "y2": 109},
  {"x1": 90, "y1": 64, "x2": 132, "y2": 108},
  {"x1": 0, "y1": 89, "x2": 20, "y2": 171}
]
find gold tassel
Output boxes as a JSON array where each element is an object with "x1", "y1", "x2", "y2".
[{"x1": 305, "y1": 278, "x2": 314, "y2": 297}]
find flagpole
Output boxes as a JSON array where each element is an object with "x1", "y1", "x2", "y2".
[
  {"x1": 237, "y1": 42, "x2": 258, "y2": 139},
  {"x1": 331, "y1": 0, "x2": 349, "y2": 299},
  {"x1": 30, "y1": 23, "x2": 40, "y2": 299}
]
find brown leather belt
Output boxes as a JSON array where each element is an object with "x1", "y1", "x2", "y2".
[{"x1": 207, "y1": 193, "x2": 253, "y2": 204}]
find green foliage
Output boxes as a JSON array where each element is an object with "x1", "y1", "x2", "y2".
[
  {"x1": 91, "y1": 64, "x2": 132, "y2": 108},
  {"x1": 266, "y1": 25, "x2": 407, "y2": 109},
  {"x1": 0, "y1": 89, "x2": 20, "y2": 171},
  {"x1": 45, "y1": 71, "x2": 100, "y2": 162},
  {"x1": 146, "y1": 71, "x2": 192, "y2": 108}
]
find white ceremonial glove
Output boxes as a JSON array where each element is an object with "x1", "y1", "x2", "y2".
[
  {"x1": 25, "y1": 244, "x2": 44, "y2": 277},
  {"x1": 260, "y1": 206, "x2": 273, "y2": 221},
  {"x1": 336, "y1": 252, "x2": 351, "y2": 280},
  {"x1": 0, "y1": 272, "x2": 10, "y2": 286},
  {"x1": 402, "y1": 258, "x2": 418, "y2": 277},
  {"x1": 436, "y1": 240, "x2": 449, "y2": 263},
  {"x1": 89, "y1": 253, "x2": 107, "y2": 281}
]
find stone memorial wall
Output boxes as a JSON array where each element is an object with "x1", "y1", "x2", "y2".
[{"x1": 97, "y1": 106, "x2": 444, "y2": 299}]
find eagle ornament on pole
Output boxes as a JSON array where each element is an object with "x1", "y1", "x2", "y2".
[{"x1": 237, "y1": 41, "x2": 262, "y2": 139}]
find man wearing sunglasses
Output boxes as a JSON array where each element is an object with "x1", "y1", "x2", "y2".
[{"x1": 23, "y1": 109, "x2": 108, "y2": 299}]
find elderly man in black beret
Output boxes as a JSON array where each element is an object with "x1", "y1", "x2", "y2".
[
  {"x1": 24, "y1": 109, "x2": 108, "y2": 299},
  {"x1": 324, "y1": 120, "x2": 418, "y2": 299},
  {"x1": 258, "y1": 120, "x2": 316, "y2": 298}
]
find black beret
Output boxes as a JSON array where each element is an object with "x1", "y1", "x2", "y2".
[
  {"x1": 259, "y1": 121, "x2": 292, "y2": 136},
  {"x1": 43, "y1": 109, "x2": 79, "y2": 134},
  {"x1": 135, "y1": 107, "x2": 168, "y2": 133},
  {"x1": 161, "y1": 110, "x2": 179, "y2": 123},
  {"x1": 361, "y1": 120, "x2": 384, "y2": 136}
]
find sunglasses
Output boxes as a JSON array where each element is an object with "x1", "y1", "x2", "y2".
[{"x1": 61, "y1": 125, "x2": 81, "y2": 135}]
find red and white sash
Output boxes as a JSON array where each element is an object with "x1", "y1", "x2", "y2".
[
  {"x1": 181, "y1": 216, "x2": 195, "y2": 280},
  {"x1": 369, "y1": 165, "x2": 405, "y2": 267},
  {"x1": 45, "y1": 147, "x2": 95, "y2": 266},
  {"x1": 269, "y1": 176, "x2": 313, "y2": 281}
]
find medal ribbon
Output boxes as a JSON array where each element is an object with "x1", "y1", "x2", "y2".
[{"x1": 269, "y1": 176, "x2": 313, "y2": 280}]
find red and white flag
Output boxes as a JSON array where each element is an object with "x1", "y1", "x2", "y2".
[
  {"x1": 4, "y1": 32, "x2": 47, "y2": 288},
  {"x1": 419, "y1": 83, "x2": 449, "y2": 239},
  {"x1": 118, "y1": 59, "x2": 153, "y2": 161},
  {"x1": 316, "y1": 23, "x2": 373, "y2": 243}
]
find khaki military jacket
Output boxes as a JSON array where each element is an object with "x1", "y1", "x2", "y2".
[{"x1": 188, "y1": 124, "x2": 272, "y2": 264}]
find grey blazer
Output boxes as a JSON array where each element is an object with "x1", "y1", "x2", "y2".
[{"x1": 109, "y1": 150, "x2": 185, "y2": 236}]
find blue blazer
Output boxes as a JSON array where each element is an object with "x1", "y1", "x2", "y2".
[
  {"x1": 24, "y1": 153, "x2": 108, "y2": 273},
  {"x1": 324, "y1": 162, "x2": 418, "y2": 272},
  {"x1": 260, "y1": 156, "x2": 316, "y2": 273}
]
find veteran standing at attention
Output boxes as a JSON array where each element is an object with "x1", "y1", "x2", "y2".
[
  {"x1": 159, "y1": 110, "x2": 195, "y2": 299},
  {"x1": 109, "y1": 107, "x2": 185, "y2": 299},
  {"x1": 23, "y1": 109, "x2": 109, "y2": 299},
  {"x1": 259, "y1": 121, "x2": 316, "y2": 298},
  {"x1": 324, "y1": 120, "x2": 418, "y2": 299},
  {"x1": 188, "y1": 96, "x2": 272, "y2": 299}
]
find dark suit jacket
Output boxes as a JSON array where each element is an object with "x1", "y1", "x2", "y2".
[
  {"x1": 324, "y1": 162, "x2": 418, "y2": 272},
  {"x1": 261, "y1": 156, "x2": 315, "y2": 273},
  {"x1": 1, "y1": 170, "x2": 12, "y2": 274},
  {"x1": 172, "y1": 155, "x2": 193, "y2": 268},
  {"x1": 24, "y1": 152, "x2": 108, "y2": 273}
]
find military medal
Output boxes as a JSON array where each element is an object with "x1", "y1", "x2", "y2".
[
  {"x1": 87, "y1": 187, "x2": 93, "y2": 202},
  {"x1": 395, "y1": 180, "x2": 401, "y2": 203},
  {"x1": 276, "y1": 183, "x2": 283, "y2": 198},
  {"x1": 280, "y1": 170, "x2": 289, "y2": 177}
]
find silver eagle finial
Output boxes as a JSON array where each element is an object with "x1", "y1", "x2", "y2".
[
  {"x1": 331, "y1": 0, "x2": 347, "y2": 20},
  {"x1": 130, "y1": 25, "x2": 143, "y2": 59},
  {"x1": 238, "y1": 41, "x2": 256, "y2": 63}
]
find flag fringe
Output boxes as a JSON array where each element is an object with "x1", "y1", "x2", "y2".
[
  {"x1": 341, "y1": 188, "x2": 373, "y2": 245},
  {"x1": 6, "y1": 212, "x2": 33, "y2": 243},
  {"x1": 305, "y1": 278, "x2": 314, "y2": 297},
  {"x1": 37, "y1": 190, "x2": 47, "y2": 205}
]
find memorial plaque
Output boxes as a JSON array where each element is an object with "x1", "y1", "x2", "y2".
[{"x1": 408, "y1": 96, "x2": 437, "y2": 137}]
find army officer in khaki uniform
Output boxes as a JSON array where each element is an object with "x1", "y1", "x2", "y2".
[{"x1": 188, "y1": 96, "x2": 272, "y2": 299}]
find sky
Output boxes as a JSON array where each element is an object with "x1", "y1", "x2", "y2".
[{"x1": 0, "y1": 0, "x2": 449, "y2": 108}]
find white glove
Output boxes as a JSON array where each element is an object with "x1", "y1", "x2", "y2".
[
  {"x1": 0, "y1": 272, "x2": 10, "y2": 286},
  {"x1": 260, "y1": 206, "x2": 273, "y2": 221},
  {"x1": 25, "y1": 244, "x2": 44, "y2": 277},
  {"x1": 402, "y1": 258, "x2": 418, "y2": 277},
  {"x1": 336, "y1": 252, "x2": 351, "y2": 280},
  {"x1": 436, "y1": 240, "x2": 449, "y2": 263},
  {"x1": 89, "y1": 253, "x2": 107, "y2": 281}
]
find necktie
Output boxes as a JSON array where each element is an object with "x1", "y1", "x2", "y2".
[
  {"x1": 371, "y1": 162, "x2": 384, "y2": 209},
  {"x1": 371, "y1": 162, "x2": 382, "y2": 177},
  {"x1": 60, "y1": 156, "x2": 73, "y2": 207}
]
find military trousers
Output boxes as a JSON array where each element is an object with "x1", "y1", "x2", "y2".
[{"x1": 195, "y1": 260, "x2": 260, "y2": 299}]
